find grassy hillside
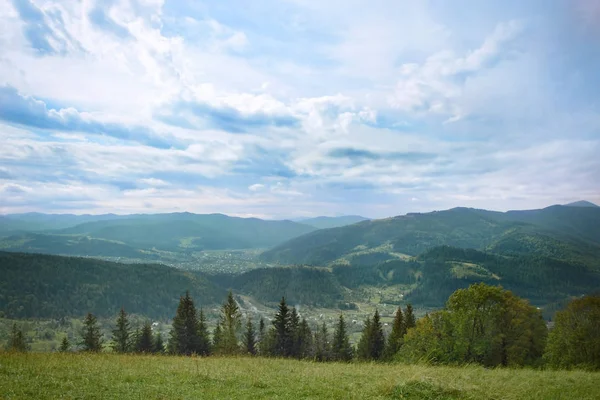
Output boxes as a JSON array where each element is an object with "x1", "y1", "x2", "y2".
[
  {"x1": 0, "y1": 252, "x2": 224, "y2": 319},
  {"x1": 1, "y1": 353, "x2": 599, "y2": 399},
  {"x1": 260, "y1": 206, "x2": 600, "y2": 268}
]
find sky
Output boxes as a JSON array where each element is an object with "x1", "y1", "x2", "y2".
[{"x1": 0, "y1": 0, "x2": 599, "y2": 219}]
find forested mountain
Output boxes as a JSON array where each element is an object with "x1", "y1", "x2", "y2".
[
  {"x1": 0, "y1": 252, "x2": 224, "y2": 319},
  {"x1": 260, "y1": 205, "x2": 600, "y2": 267},
  {"x1": 298, "y1": 215, "x2": 370, "y2": 229},
  {"x1": 0, "y1": 213, "x2": 125, "y2": 236},
  {"x1": 0, "y1": 213, "x2": 317, "y2": 258}
]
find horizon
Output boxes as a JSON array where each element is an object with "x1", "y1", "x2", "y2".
[{"x1": 1, "y1": 0, "x2": 600, "y2": 218}]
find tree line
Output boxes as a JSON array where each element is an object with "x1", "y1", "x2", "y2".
[{"x1": 6, "y1": 284, "x2": 600, "y2": 370}]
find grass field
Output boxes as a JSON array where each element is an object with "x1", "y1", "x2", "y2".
[{"x1": 1, "y1": 353, "x2": 599, "y2": 399}]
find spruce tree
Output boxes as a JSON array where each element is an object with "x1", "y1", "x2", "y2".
[
  {"x1": 289, "y1": 307, "x2": 300, "y2": 357},
  {"x1": 217, "y1": 291, "x2": 242, "y2": 355},
  {"x1": 297, "y1": 318, "x2": 313, "y2": 359},
  {"x1": 111, "y1": 307, "x2": 131, "y2": 353},
  {"x1": 153, "y1": 332, "x2": 165, "y2": 354},
  {"x1": 371, "y1": 309, "x2": 385, "y2": 360},
  {"x1": 272, "y1": 297, "x2": 291, "y2": 356},
  {"x1": 168, "y1": 291, "x2": 203, "y2": 355},
  {"x1": 332, "y1": 314, "x2": 353, "y2": 361},
  {"x1": 314, "y1": 322, "x2": 330, "y2": 361},
  {"x1": 385, "y1": 306, "x2": 406, "y2": 359},
  {"x1": 405, "y1": 304, "x2": 416, "y2": 330},
  {"x1": 59, "y1": 336, "x2": 70, "y2": 352},
  {"x1": 80, "y1": 313, "x2": 103, "y2": 352},
  {"x1": 258, "y1": 317, "x2": 266, "y2": 354},
  {"x1": 357, "y1": 316, "x2": 373, "y2": 360},
  {"x1": 212, "y1": 322, "x2": 223, "y2": 352},
  {"x1": 243, "y1": 317, "x2": 257, "y2": 355},
  {"x1": 7, "y1": 323, "x2": 29, "y2": 352},
  {"x1": 135, "y1": 322, "x2": 154, "y2": 353},
  {"x1": 197, "y1": 308, "x2": 211, "y2": 356}
]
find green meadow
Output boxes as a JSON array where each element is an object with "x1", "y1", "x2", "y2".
[{"x1": 1, "y1": 353, "x2": 599, "y2": 400}]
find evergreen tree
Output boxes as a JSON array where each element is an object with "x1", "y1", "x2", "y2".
[
  {"x1": 357, "y1": 316, "x2": 373, "y2": 360},
  {"x1": 297, "y1": 318, "x2": 313, "y2": 359},
  {"x1": 385, "y1": 306, "x2": 406, "y2": 358},
  {"x1": 405, "y1": 304, "x2": 416, "y2": 330},
  {"x1": 197, "y1": 308, "x2": 211, "y2": 356},
  {"x1": 258, "y1": 317, "x2": 266, "y2": 354},
  {"x1": 135, "y1": 322, "x2": 154, "y2": 353},
  {"x1": 243, "y1": 317, "x2": 257, "y2": 355},
  {"x1": 371, "y1": 309, "x2": 385, "y2": 360},
  {"x1": 272, "y1": 297, "x2": 291, "y2": 356},
  {"x1": 289, "y1": 307, "x2": 300, "y2": 357},
  {"x1": 80, "y1": 312, "x2": 103, "y2": 352},
  {"x1": 314, "y1": 322, "x2": 330, "y2": 361},
  {"x1": 59, "y1": 336, "x2": 70, "y2": 352},
  {"x1": 7, "y1": 323, "x2": 28, "y2": 352},
  {"x1": 153, "y1": 332, "x2": 165, "y2": 354},
  {"x1": 168, "y1": 291, "x2": 203, "y2": 355},
  {"x1": 216, "y1": 291, "x2": 242, "y2": 355},
  {"x1": 111, "y1": 307, "x2": 131, "y2": 353},
  {"x1": 212, "y1": 322, "x2": 223, "y2": 351},
  {"x1": 331, "y1": 314, "x2": 353, "y2": 361}
]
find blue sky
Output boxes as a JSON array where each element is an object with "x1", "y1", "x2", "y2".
[{"x1": 0, "y1": 0, "x2": 599, "y2": 218}]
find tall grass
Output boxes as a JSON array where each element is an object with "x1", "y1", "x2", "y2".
[{"x1": 1, "y1": 352, "x2": 598, "y2": 399}]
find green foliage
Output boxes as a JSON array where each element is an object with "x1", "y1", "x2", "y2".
[
  {"x1": 400, "y1": 283, "x2": 547, "y2": 367},
  {"x1": 544, "y1": 295, "x2": 600, "y2": 370},
  {"x1": 80, "y1": 313, "x2": 103, "y2": 352},
  {"x1": 58, "y1": 336, "x2": 70, "y2": 352},
  {"x1": 314, "y1": 322, "x2": 331, "y2": 362},
  {"x1": 331, "y1": 314, "x2": 353, "y2": 361},
  {"x1": 357, "y1": 310, "x2": 385, "y2": 361},
  {"x1": 6, "y1": 323, "x2": 29, "y2": 352},
  {"x1": 167, "y1": 292, "x2": 209, "y2": 356},
  {"x1": 405, "y1": 304, "x2": 416, "y2": 329},
  {"x1": 153, "y1": 332, "x2": 165, "y2": 354},
  {"x1": 134, "y1": 322, "x2": 154, "y2": 353},
  {"x1": 242, "y1": 317, "x2": 256, "y2": 355},
  {"x1": 0, "y1": 252, "x2": 224, "y2": 319},
  {"x1": 270, "y1": 297, "x2": 291, "y2": 357},
  {"x1": 385, "y1": 307, "x2": 406, "y2": 358},
  {"x1": 215, "y1": 291, "x2": 242, "y2": 355},
  {"x1": 111, "y1": 308, "x2": 130, "y2": 353}
]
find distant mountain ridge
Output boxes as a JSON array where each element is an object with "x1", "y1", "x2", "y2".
[
  {"x1": 297, "y1": 215, "x2": 369, "y2": 229},
  {"x1": 563, "y1": 200, "x2": 599, "y2": 208}
]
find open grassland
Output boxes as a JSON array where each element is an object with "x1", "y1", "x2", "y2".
[{"x1": 1, "y1": 353, "x2": 599, "y2": 400}]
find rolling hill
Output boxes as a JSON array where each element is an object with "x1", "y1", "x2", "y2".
[{"x1": 298, "y1": 215, "x2": 370, "y2": 229}]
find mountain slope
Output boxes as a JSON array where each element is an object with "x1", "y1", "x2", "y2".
[
  {"x1": 0, "y1": 252, "x2": 224, "y2": 319},
  {"x1": 298, "y1": 215, "x2": 369, "y2": 229},
  {"x1": 564, "y1": 200, "x2": 599, "y2": 208}
]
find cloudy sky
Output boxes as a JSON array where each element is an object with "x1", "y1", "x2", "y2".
[{"x1": 1, "y1": 0, "x2": 599, "y2": 218}]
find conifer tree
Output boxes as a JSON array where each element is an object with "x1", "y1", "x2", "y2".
[
  {"x1": 111, "y1": 307, "x2": 131, "y2": 353},
  {"x1": 153, "y1": 332, "x2": 165, "y2": 354},
  {"x1": 243, "y1": 317, "x2": 257, "y2": 355},
  {"x1": 405, "y1": 304, "x2": 416, "y2": 330},
  {"x1": 385, "y1": 306, "x2": 406, "y2": 358},
  {"x1": 59, "y1": 336, "x2": 70, "y2": 352},
  {"x1": 212, "y1": 322, "x2": 223, "y2": 352},
  {"x1": 357, "y1": 316, "x2": 373, "y2": 360},
  {"x1": 217, "y1": 291, "x2": 242, "y2": 354},
  {"x1": 197, "y1": 308, "x2": 211, "y2": 356},
  {"x1": 258, "y1": 317, "x2": 266, "y2": 354},
  {"x1": 168, "y1": 291, "x2": 203, "y2": 355},
  {"x1": 314, "y1": 322, "x2": 330, "y2": 361},
  {"x1": 272, "y1": 297, "x2": 291, "y2": 356},
  {"x1": 135, "y1": 322, "x2": 154, "y2": 353},
  {"x1": 7, "y1": 323, "x2": 29, "y2": 352},
  {"x1": 371, "y1": 309, "x2": 385, "y2": 360},
  {"x1": 297, "y1": 318, "x2": 313, "y2": 359},
  {"x1": 332, "y1": 314, "x2": 353, "y2": 361},
  {"x1": 289, "y1": 307, "x2": 300, "y2": 357},
  {"x1": 80, "y1": 312, "x2": 103, "y2": 352}
]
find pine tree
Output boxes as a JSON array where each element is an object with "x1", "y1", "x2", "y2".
[
  {"x1": 332, "y1": 314, "x2": 353, "y2": 361},
  {"x1": 314, "y1": 322, "x2": 330, "y2": 361},
  {"x1": 217, "y1": 291, "x2": 242, "y2": 355},
  {"x1": 272, "y1": 297, "x2": 291, "y2": 356},
  {"x1": 197, "y1": 308, "x2": 211, "y2": 356},
  {"x1": 357, "y1": 316, "x2": 373, "y2": 360},
  {"x1": 111, "y1": 307, "x2": 131, "y2": 353},
  {"x1": 243, "y1": 317, "x2": 257, "y2": 355},
  {"x1": 7, "y1": 323, "x2": 29, "y2": 352},
  {"x1": 385, "y1": 306, "x2": 406, "y2": 358},
  {"x1": 289, "y1": 307, "x2": 300, "y2": 357},
  {"x1": 297, "y1": 318, "x2": 313, "y2": 359},
  {"x1": 153, "y1": 332, "x2": 165, "y2": 354},
  {"x1": 168, "y1": 291, "x2": 203, "y2": 355},
  {"x1": 135, "y1": 322, "x2": 154, "y2": 353},
  {"x1": 59, "y1": 336, "x2": 70, "y2": 352},
  {"x1": 405, "y1": 304, "x2": 416, "y2": 330},
  {"x1": 371, "y1": 309, "x2": 385, "y2": 360},
  {"x1": 80, "y1": 313, "x2": 103, "y2": 352}
]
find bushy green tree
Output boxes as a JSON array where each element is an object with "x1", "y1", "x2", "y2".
[
  {"x1": 6, "y1": 323, "x2": 29, "y2": 352},
  {"x1": 356, "y1": 316, "x2": 372, "y2": 360},
  {"x1": 314, "y1": 322, "x2": 331, "y2": 362},
  {"x1": 215, "y1": 291, "x2": 242, "y2": 355},
  {"x1": 271, "y1": 297, "x2": 291, "y2": 356},
  {"x1": 80, "y1": 313, "x2": 103, "y2": 352},
  {"x1": 297, "y1": 318, "x2": 313, "y2": 359},
  {"x1": 331, "y1": 314, "x2": 353, "y2": 361},
  {"x1": 59, "y1": 336, "x2": 70, "y2": 352},
  {"x1": 289, "y1": 307, "x2": 300, "y2": 357},
  {"x1": 197, "y1": 308, "x2": 211, "y2": 356},
  {"x1": 111, "y1": 307, "x2": 131, "y2": 353},
  {"x1": 168, "y1": 291, "x2": 207, "y2": 355},
  {"x1": 405, "y1": 304, "x2": 416, "y2": 330},
  {"x1": 153, "y1": 332, "x2": 165, "y2": 354},
  {"x1": 135, "y1": 322, "x2": 154, "y2": 353},
  {"x1": 357, "y1": 310, "x2": 385, "y2": 361},
  {"x1": 545, "y1": 295, "x2": 600, "y2": 369}
]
